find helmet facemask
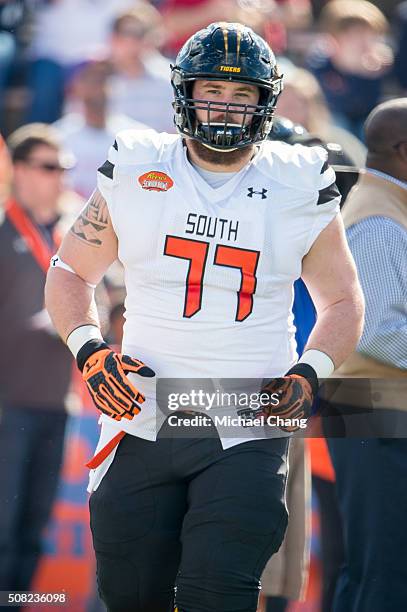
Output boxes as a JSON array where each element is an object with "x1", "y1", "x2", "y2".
[{"x1": 172, "y1": 71, "x2": 283, "y2": 151}]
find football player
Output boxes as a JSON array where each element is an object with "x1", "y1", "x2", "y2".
[{"x1": 45, "y1": 23, "x2": 364, "y2": 612}]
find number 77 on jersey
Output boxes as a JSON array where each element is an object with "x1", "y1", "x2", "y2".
[{"x1": 164, "y1": 235, "x2": 260, "y2": 322}]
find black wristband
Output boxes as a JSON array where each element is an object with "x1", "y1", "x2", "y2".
[
  {"x1": 285, "y1": 363, "x2": 319, "y2": 397},
  {"x1": 76, "y1": 339, "x2": 110, "y2": 372}
]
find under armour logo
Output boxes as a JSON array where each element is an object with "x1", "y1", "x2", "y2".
[
  {"x1": 247, "y1": 187, "x2": 267, "y2": 199},
  {"x1": 51, "y1": 255, "x2": 59, "y2": 267}
]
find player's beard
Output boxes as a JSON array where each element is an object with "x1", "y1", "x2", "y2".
[{"x1": 188, "y1": 139, "x2": 254, "y2": 167}]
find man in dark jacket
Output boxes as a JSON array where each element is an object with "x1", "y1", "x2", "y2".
[{"x1": 0, "y1": 123, "x2": 75, "y2": 595}]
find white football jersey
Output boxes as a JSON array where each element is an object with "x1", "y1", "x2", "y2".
[{"x1": 88, "y1": 129, "x2": 340, "y2": 489}]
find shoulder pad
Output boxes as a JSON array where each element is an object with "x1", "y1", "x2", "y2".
[
  {"x1": 256, "y1": 141, "x2": 329, "y2": 191},
  {"x1": 114, "y1": 129, "x2": 180, "y2": 166}
]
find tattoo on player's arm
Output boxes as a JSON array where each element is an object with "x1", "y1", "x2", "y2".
[{"x1": 70, "y1": 190, "x2": 109, "y2": 247}]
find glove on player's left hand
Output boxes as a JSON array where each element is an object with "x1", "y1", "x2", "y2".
[{"x1": 261, "y1": 374, "x2": 315, "y2": 432}]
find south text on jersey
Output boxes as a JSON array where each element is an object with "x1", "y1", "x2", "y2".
[{"x1": 185, "y1": 213, "x2": 239, "y2": 242}]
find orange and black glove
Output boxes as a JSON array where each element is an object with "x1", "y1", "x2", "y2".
[
  {"x1": 77, "y1": 340, "x2": 155, "y2": 421},
  {"x1": 261, "y1": 364, "x2": 318, "y2": 432}
]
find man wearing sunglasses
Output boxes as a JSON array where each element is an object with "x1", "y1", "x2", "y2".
[
  {"x1": 0, "y1": 124, "x2": 75, "y2": 599},
  {"x1": 46, "y1": 23, "x2": 364, "y2": 612}
]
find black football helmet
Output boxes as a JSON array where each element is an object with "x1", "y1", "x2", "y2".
[{"x1": 171, "y1": 22, "x2": 283, "y2": 151}]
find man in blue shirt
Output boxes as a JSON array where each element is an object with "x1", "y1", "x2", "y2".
[{"x1": 328, "y1": 98, "x2": 407, "y2": 612}]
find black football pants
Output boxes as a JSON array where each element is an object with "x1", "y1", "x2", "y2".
[{"x1": 89, "y1": 416, "x2": 289, "y2": 612}]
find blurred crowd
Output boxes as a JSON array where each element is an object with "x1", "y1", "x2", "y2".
[
  {"x1": 0, "y1": 0, "x2": 406, "y2": 199},
  {"x1": 0, "y1": 0, "x2": 406, "y2": 196},
  {"x1": 0, "y1": 1, "x2": 406, "y2": 611}
]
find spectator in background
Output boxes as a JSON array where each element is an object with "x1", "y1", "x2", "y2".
[
  {"x1": 25, "y1": 0, "x2": 135, "y2": 124},
  {"x1": 54, "y1": 60, "x2": 149, "y2": 199},
  {"x1": 272, "y1": 0, "x2": 311, "y2": 30},
  {"x1": 276, "y1": 67, "x2": 367, "y2": 167},
  {"x1": 307, "y1": 0, "x2": 393, "y2": 139},
  {"x1": 328, "y1": 98, "x2": 407, "y2": 612},
  {"x1": 261, "y1": 0, "x2": 312, "y2": 57},
  {"x1": 310, "y1": 0, "x2": 403, "y2": 20},
  {"x1": 0, "y1": 124, "x2": 79, "y2": 597},
  {"x1": 107, "y1": 3, "x2": 175, "y2": 132}
]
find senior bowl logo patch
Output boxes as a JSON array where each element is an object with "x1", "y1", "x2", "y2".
[{"x1": 138, "y1": 171, "x2": 174, "y2": 192}]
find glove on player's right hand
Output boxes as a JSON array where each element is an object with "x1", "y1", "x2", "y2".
[{"x1": 78, "y1": 341, "x2": 155, "y2": 422}]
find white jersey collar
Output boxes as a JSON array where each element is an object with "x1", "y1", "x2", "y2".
[{"x1": 176, "y1": 141, "x2": 257, "y2": 204}]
